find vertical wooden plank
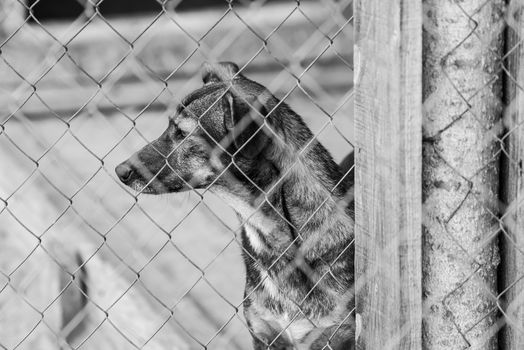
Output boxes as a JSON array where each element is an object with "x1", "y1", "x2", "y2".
[
  {"x1": 502, "y1": 0, "x2": 524, "y2": 348},
  {"x1": 354, "y1": 0, "x2": 422, "y2": 349}
]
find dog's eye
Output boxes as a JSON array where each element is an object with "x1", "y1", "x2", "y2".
[{"x1": 175, "y1": 128, "x2": 188, "y2": 139}]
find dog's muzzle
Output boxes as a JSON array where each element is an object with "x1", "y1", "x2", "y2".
[{"x1": 115, "y1": 162, "x2": 134, "y2": 184}]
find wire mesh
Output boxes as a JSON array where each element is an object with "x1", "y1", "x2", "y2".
[{"x1": 0, "y1": 0, "x2": 354, "y2": 349}]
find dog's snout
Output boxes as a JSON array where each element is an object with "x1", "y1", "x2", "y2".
[{"x1": 115, "y1": 163, "x2": 134, "y2": 183}]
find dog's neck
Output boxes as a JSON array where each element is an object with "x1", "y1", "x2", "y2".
[
  {"x1": 274, "y1": 140, "x2": 351, "y2": 236},
  {"x1": 213, "y1": 138, "x2": 352, "y2": 255}
]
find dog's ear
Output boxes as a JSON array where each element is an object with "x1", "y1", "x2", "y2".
[
  {"x1": 222, "y1": 91, "x2": 270, "y2": 159},
  {"x1": 202, "y1": 62, "x2": 240, "y2": 84}
]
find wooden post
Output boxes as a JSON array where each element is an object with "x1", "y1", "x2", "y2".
[
  {"x1": 354, "y1": 0, "x2": 422, "y2": 349},
  {"x1": 422, "y1": 0, "x2": 504, "y2": 348},
  {"x1": 501, "y1": 0, "x2": 524, "y2": 348}
]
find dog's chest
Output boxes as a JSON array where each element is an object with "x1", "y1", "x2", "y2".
[
  {"x1": 277, "y1": 315, "x2": 316, "y2": 341},
  {"x1": 248, "y1": 302, "x2": 349, "y2": 349},
  {"x1": 244, "y1": 223, "x2": 267, "y2": 254},
  {"x1": 246, "y1": 280, "x2": 354, "y2": 346}
]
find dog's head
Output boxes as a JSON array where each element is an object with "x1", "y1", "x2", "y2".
[{"x1": 115, "y1": 62, "x2": 274, "y2": 194}]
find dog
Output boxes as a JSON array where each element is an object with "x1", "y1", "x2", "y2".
[{"x1": 115, "y1": 62, "x2": 355, "y2": 350}]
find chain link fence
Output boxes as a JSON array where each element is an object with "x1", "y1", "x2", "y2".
[
  {"x1": 0, "y1": 0, "x2": 353, "y2": 349},
  {"x1": 4, "y1": 0, "x2": 524, "y2": 349}
]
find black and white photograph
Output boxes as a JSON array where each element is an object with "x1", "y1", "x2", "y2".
[{"x1": 0, "y1": 0, "x2": 523, "y2": 349}]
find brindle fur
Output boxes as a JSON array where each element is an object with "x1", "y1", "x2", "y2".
[{"x1": 115, "y1": 62, "x2": 355, "y2": 350}]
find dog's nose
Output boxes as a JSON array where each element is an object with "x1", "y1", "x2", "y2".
[{"x1": 115, "y1": 163, "x2": 134, "y2": 183}]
